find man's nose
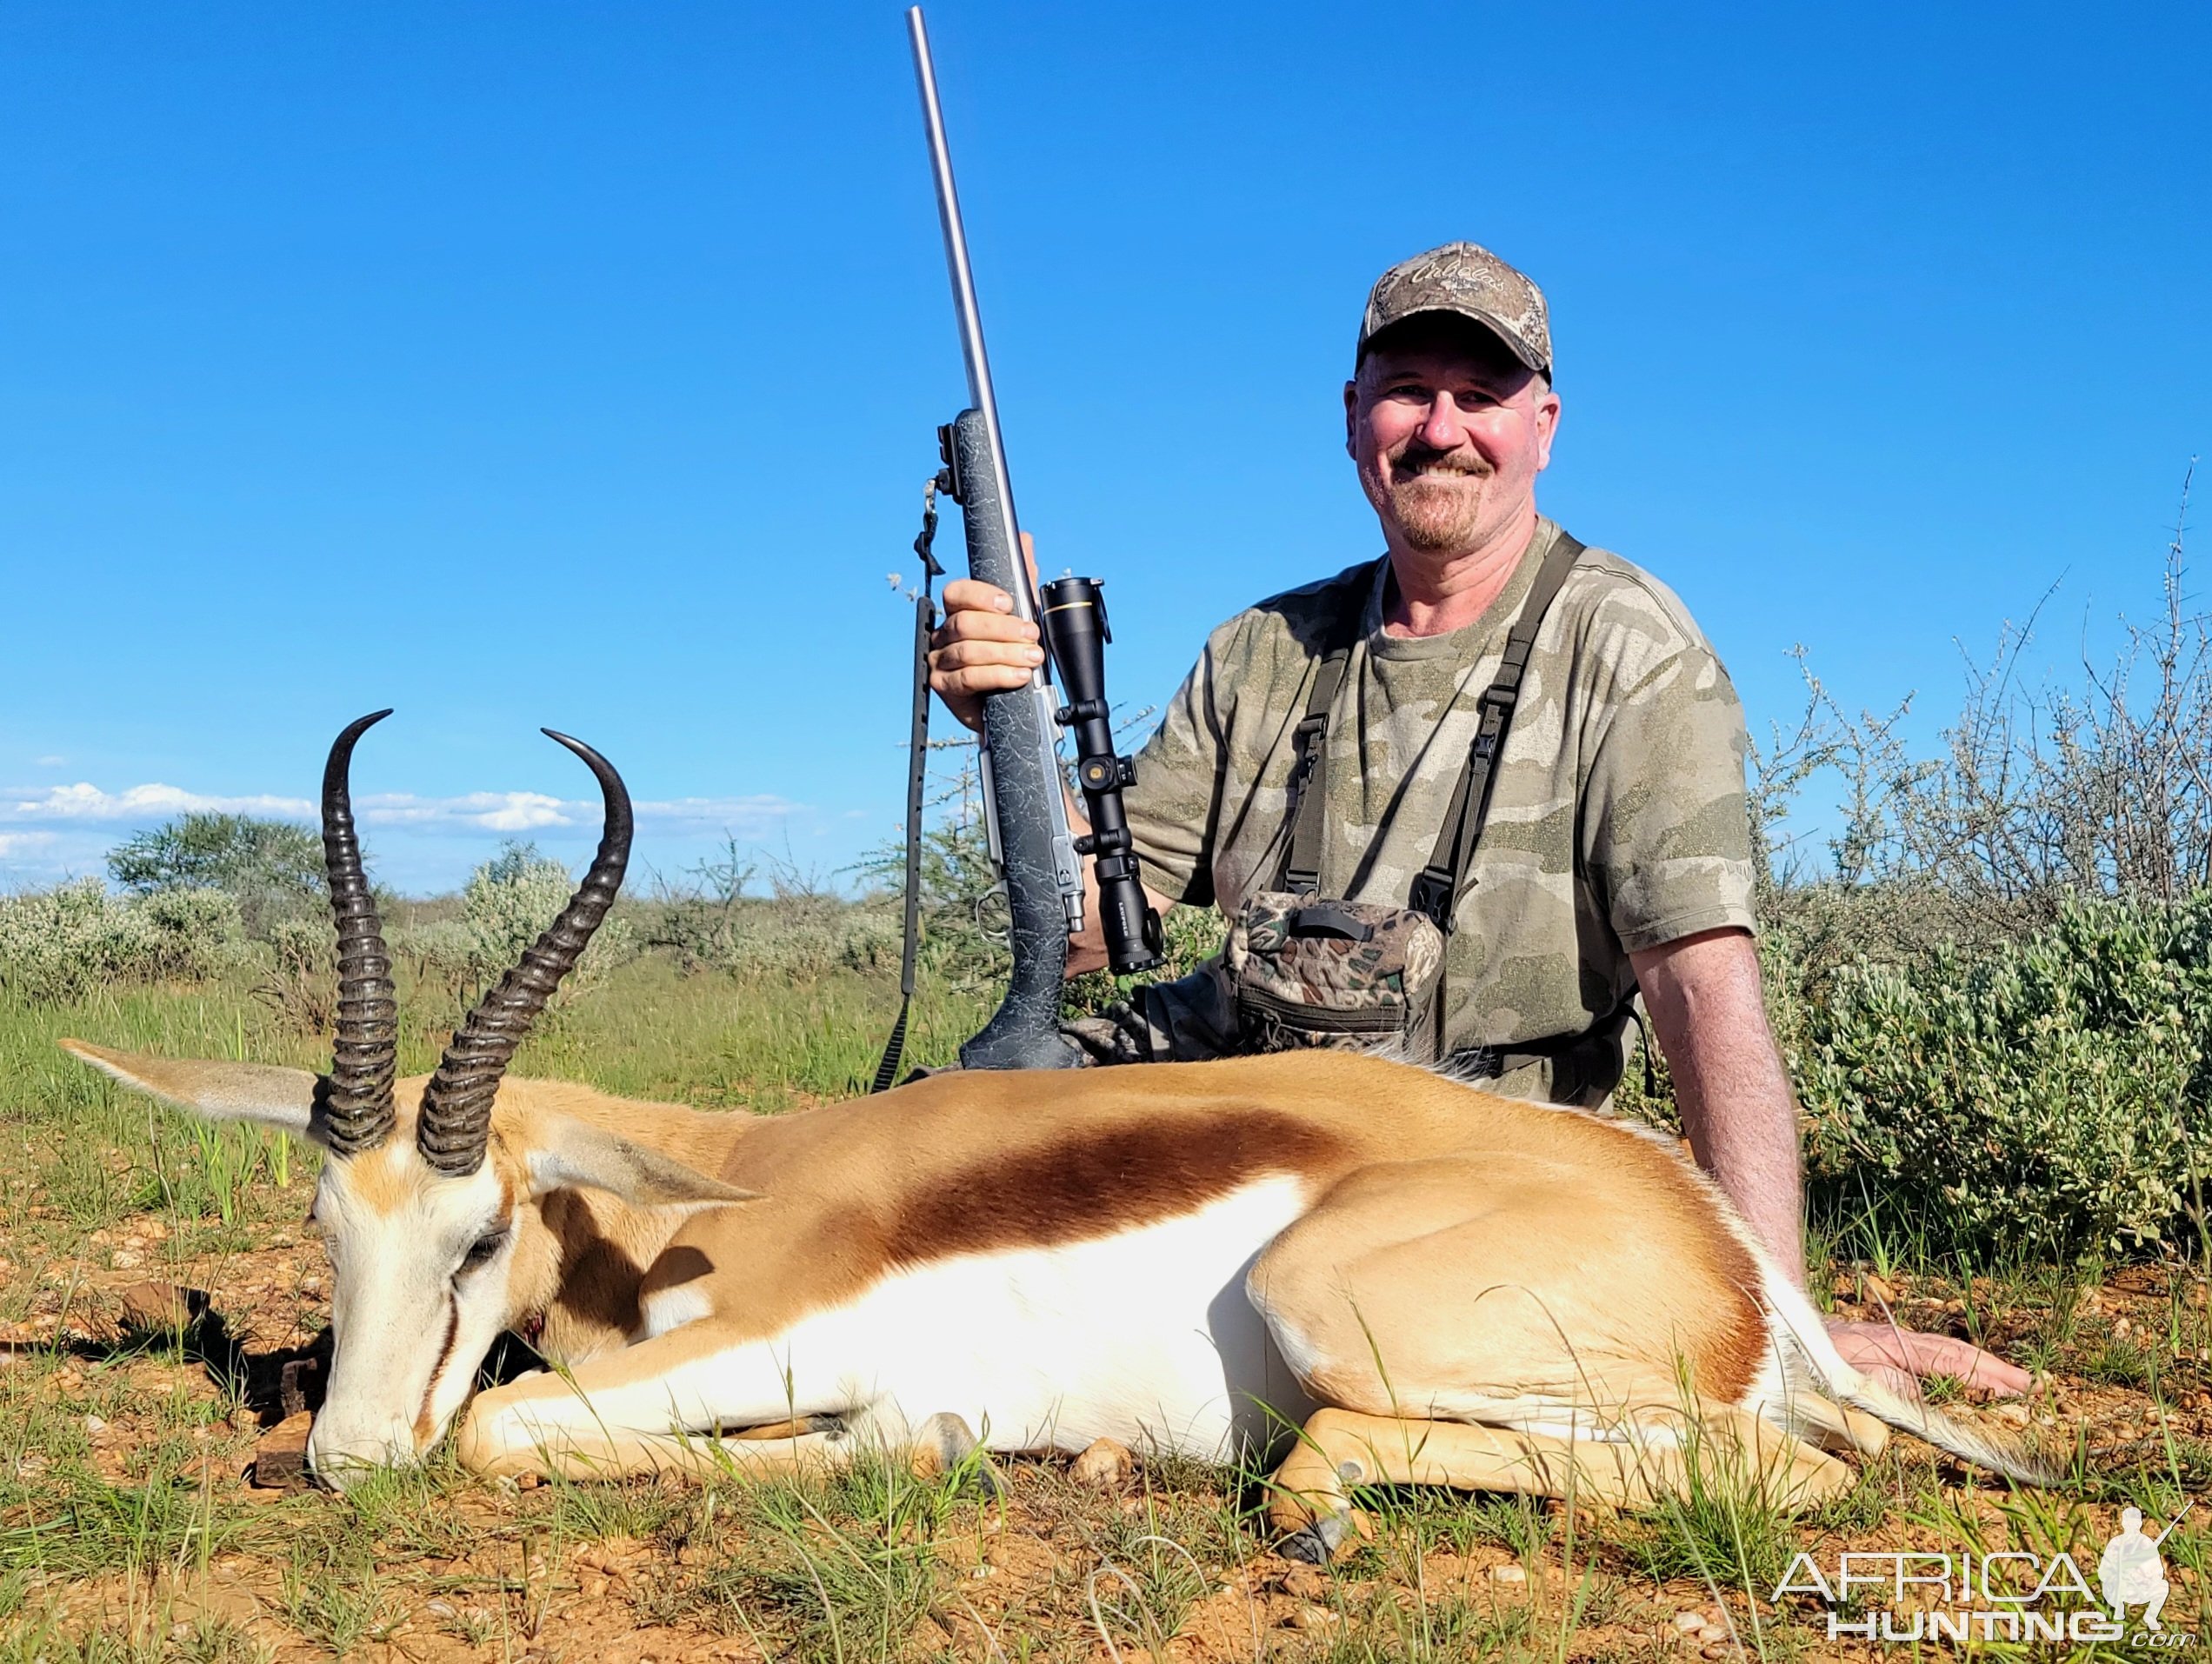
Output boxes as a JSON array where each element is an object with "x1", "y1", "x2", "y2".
[{"x1": 1417, "y1": 391, "x2": 1469, "y2": 449}]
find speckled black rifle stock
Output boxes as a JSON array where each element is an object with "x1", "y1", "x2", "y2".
[{"x1": 909, "y1": 7, "x2": 1083, "y2": 1072}]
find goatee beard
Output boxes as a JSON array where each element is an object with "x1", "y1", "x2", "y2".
[{"x1": 1363, "y1": 453, "x2": 1494, "y2": 554}]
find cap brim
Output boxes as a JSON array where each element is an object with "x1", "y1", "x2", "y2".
[{"x1": 1360, "y1": 304, "x2": 1548, "y2": 377}]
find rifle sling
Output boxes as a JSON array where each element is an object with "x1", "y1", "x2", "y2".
[{"x1": 872, "y1": 481, "x2": 947, "y2": 1094}]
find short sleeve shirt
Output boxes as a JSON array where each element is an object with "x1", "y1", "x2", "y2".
[{"x1": 1121, "y1": 518, "x2": 1756, "y2": 1101}]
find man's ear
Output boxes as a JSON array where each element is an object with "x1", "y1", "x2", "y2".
[
  {"x1": 1343, "y1": 378, "x2": 1359, "y2": 456},
  {"x1": 60, "y1": 1039, "x2": 324, "y2": 1141},
  {"x1": 1533, "y1": 384, "x2": 1561, "y2": 471},
  {"x1": 526, "y1": 1115, "x2": 762, "y2": 1212}
]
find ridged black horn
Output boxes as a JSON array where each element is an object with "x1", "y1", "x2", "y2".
[
  {"x1": 416, "y1": 731, "x2": 632, "y2": 1176},
  {"x1": 323, "y1": 710, "x2": 399, "y2": 1158}
]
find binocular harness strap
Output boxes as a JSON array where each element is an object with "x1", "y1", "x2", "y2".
[
  {"x1": 1407, "y1": 532, "x2": 1586, "y2": 928},
  {"x1": 1282, "y1": 534, "x2": 1586, "y2": 923}
]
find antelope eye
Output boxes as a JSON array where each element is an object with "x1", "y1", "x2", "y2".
[{"x1": 459, "y1": 1230, "x2": 510, "y2": 1274}]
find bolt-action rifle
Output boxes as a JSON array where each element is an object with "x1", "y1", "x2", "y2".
[{"x1": 896, "y1": 7, "x2": 1163, "y2": 1077}]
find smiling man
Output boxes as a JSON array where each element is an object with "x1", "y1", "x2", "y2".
[{"x1": 929, "y1": 241, "x2": 2024, "y2": 1397}]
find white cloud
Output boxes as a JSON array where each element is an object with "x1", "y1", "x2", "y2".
[
  {"x1": 3, "y1": 782, "x2": 315, "y2": 822},
  {"x1": 0, "y1": 831, "x2": 55, "y2": 856},
  {"x1": 358, "y1": 791, "x2": 576, "y2": 832},
  {"x1": 352, "y1": 791, "x2": 800, "y2": 835},
  {"x1": 632, "y1": 795, "x2": 803, "y2": 831},
  {"x1": 2, "y1": 781, "x2": 808, "y2": 843},
  {"x1": 34, "y1": 756, "x2": 65, "y2": 768}
]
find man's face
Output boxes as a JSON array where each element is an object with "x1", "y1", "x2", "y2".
[{"x1": 1344, "y1": 316, "x2": 1560, "y2": 557}]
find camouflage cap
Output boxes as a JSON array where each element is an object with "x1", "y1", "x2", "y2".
[{"x1": 1358, "y1": 242, "x2": 1552, "y2": 380}]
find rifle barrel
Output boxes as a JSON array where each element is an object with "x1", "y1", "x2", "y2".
[{"x1": 906, "y1": 7, "x2": 1041, "y2": 643}]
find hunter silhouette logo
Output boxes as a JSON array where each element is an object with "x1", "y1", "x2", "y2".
[{"x1": 2101, "y1": 1505, "x2": 2188, "y2": 1631}]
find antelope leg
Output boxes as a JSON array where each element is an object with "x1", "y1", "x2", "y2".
[
  {"x1": 1267, "y1": 1406, "x2": 1852, "y2": 1561},
  {"x1": 456, "y1": 1324, "x2": 847, "y2": 1481}
]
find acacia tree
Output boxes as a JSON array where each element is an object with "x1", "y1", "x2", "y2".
[{"x1": 106, "y1": 812, "x2": 325, "y2": 938}]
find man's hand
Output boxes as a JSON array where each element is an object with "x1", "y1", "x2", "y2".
[
  {"x1": 1633, "y1": 928, "x2": 2029, "y2": 1400},
  {"x1": 1826, "y1": 1318, "x2": 2033, "y2": 1400},
  {"x1": 928, "y1": 535, "x2": 1044, "y2": 732}
]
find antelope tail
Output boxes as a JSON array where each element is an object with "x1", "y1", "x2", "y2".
[{"x1": 1758, "y1": 1268, "x2": 2066, "y2": 1488}]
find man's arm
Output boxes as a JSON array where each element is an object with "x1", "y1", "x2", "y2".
[
  {"x1": 1631, "y1": 928, "x2": 1806, "y2": 1283},
  {"x1": 1633, "y1": 927, "x2": 2029, "y2": 1397}
]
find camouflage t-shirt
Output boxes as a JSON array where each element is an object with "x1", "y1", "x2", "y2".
[{"x1": 1122, "y1": 518, "x2": 1756, "y2": 1103}]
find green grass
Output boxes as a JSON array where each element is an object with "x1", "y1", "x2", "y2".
[
  {"x1": 2083, "y1": 1332, "x2": 2160, "y2": 1389},
  {"x1": 0, "y1": 958, "x2": 992, "y2": 1261},
  {"x1": 703, "y1": 1452, "x2": 966, "y2": 1661},
  {"x1": 0, "y1": 948, "x2": 2190, "y2": 1661}
]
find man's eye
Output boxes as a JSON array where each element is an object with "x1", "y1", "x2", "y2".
[{"x1": 460, "y1": 1231, "x2": 509, "y2": 1274}]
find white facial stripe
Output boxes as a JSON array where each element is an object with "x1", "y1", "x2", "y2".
[{"x1": 307, "y1": 1148, "x2": 515, "y2": 1481}]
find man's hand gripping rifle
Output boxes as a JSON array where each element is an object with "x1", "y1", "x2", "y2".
[{"x1": 900, "y1": 7, "x2": 1161, "y2": 1075}]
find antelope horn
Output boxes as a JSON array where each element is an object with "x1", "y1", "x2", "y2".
[
  {"x1": 416, "y1": 730, "x2": 632, "y2": 1176},
  {"x1": 323, "y1": 710, "x2": 399, "y2": 1157}
]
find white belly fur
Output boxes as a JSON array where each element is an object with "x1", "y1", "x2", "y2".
[{"x1": 614, "y1": 1175, "x2": 1321, "y2": 1461}]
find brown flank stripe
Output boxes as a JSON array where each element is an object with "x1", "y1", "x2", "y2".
[{"x1": 873, "y1": 1109, "x2": 1348, "y2": 1269}]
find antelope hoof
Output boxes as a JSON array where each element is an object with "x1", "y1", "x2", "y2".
[
  {"x1": 911, "y1": 1411, "x2": 1003, "y2": 1496},
  {"x1": 970, "y1": 1454, "x2": 1009, "y2": 1500},
  {"x1": 1277, "y1": 1508, "x2": 1356, "y2": 1565}
]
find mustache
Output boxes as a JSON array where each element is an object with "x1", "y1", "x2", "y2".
[{"x1": 1386, "y1": 443, "x2": 1492, "y2": 480}]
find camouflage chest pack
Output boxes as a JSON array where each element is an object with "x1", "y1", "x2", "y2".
[{"x1": 1219, "y1": 533, "x2": 1587, "y2": 1063}]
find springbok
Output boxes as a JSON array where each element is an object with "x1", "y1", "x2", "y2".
[{"x1": 63, "y1": 715, "x2": 2051, "y2": 1554}]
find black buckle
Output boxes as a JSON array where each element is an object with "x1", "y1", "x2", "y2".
[{"x1": 1409, "y1": 869, "x2": 1456, "y2": 927}]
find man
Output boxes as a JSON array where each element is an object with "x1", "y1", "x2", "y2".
[
  {"x1": 930, "y1": 241, "x2": 2023, "y2": 1397},
  {"x1": 2100, "y1": 1507, "x2": 2174, "y2": 1630}
]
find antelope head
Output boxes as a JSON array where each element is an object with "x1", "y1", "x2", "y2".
[{"x1": 63, "y1": 713, "x2": 750, "y2": 1488}]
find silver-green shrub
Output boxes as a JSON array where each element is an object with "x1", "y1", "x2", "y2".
[
  {"x1": 1799, "y1": 892, "x2": 2212, "y2": 1256},
  {"x1": 0, "y1": 880, "x2": 248, "y2": 1002},
  {"x1": 438, "y1": 842, "x2": 640, "y2": 998},
  {"x1": 686, "y1": 895, "x2": 900, "y2": 980}
]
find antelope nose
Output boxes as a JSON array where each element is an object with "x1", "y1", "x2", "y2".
[{"x1": 305, "y1": 1417, "x2": 420, "y2": 1490}]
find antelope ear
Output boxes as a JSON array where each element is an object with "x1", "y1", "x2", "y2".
[
  {"x1": 59, "y1": 1039, "x2": 325, "y2": 1141},
  {"x1": 526, "y1": 1115, "x2": 761, "y2": 1212}
]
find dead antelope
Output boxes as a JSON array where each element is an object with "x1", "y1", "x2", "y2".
[{"x1": 63, "y1": 714, "x2": 2053, "y2": 1553}]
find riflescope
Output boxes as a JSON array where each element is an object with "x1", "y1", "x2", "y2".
[{"x1": 1040, "y1": 576, "x2": 1163, "y2": 976}]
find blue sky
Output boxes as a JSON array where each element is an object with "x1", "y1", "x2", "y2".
[{"x1": 2, "y1": 2, "x2": 2205, "y2": 895}]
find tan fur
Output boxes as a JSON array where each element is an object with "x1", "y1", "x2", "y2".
[
  {"x1": 554, "y1": 1053, "x2": 1766, "y2": 1398},
  {"x1": 392, "y1": 1075, "x2": 758, "y2": 1362},
  {"x1": 70, "y1": 1037, "x2": 1994, "y2": 1521},
  {"x1": 1267, "y1": 1402, "x2": 1852, "y2": 1527}
]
